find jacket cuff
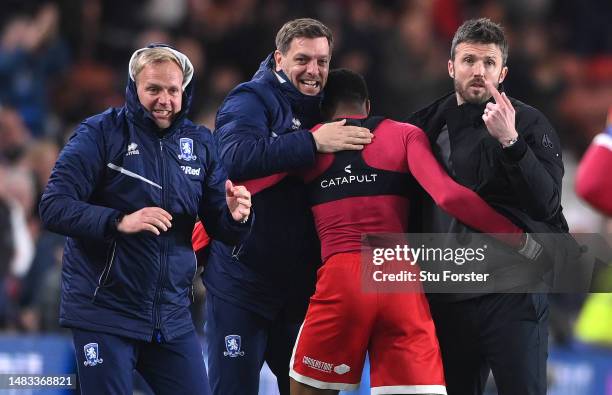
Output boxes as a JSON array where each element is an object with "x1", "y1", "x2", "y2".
[
  {"x1": 501, "y1": 136, "x2": 527, "y2": 162},
  {"x1": 104, "y1": 210, "x2": 125, "y2": 239},
  {"x1": 224, "y1": 207, "x2": 254, "y2": 230},
  {"x1": 305, "y1": 131, "x2": 317, "y2": 155}
]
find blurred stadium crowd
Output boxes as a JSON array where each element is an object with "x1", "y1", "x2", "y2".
[{"x1": 0, "y1": 0, "x2": 610, "y2": 348}]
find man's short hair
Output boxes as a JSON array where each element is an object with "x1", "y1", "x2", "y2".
[
  {"x1": 450, "y1": 18, "x2": 508, "y2": 65},
  {"x1": 130, "y1": 47, "x2": 183, "y2": 81},
  {"x1": 321, "y1": 69, "x2": 368, "y2": 120},
  {"x1": 275, "y1": 18, "x2": 333, "y2": 54}
]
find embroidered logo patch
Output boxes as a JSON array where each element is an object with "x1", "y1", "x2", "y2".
[
  {"x1": 223, "y1": 335, "x2": 245, "y2": 357},
  {"x1": 83, "y1": 343, "x2": 104, "y2": 366},
  {"x1": 291, "y1": 117, "x2": 302, "y2": 130},
  {"x1": 126, "y1": 142, "x2": 140, "y2": 156},
  {"x1": 178, "y1": 138, "x2": 197, "y2": 161}
]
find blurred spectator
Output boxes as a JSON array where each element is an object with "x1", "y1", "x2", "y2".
[
  {"x1": 0, "y1": 106, "x2": 31, "y2": 165},
  {"x1": 0, "y1": 167, "x2": 36, "y2": 279},
  {"x1": 0, "y1": 3, "x2": 70, "y2": 136},
  {"x1": 14, "y1": 138, "x2": 64, "y2": 333},
  {"x1": 18, "y1": 230, "x2": 65, "y2": 333},
  {"x1": 143, "y1": 0, "x2": 188, "y2": 29},
  {"x1": 0, "y1": 181, "x2": 15, "y2": 328},
  {"x1": 380, "y1": 4, "x2": 449, "y2": 118},
  {"x1": 0, "y1": 165, "x2": 36, "y2": 330},
  {"x1": 19, "y1": 140, "x2": 60, "y2": 202}
]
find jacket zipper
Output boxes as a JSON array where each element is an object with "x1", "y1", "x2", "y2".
[
  {"x1": 191, "y1": 251, "x2": 197, "y2": 303},
  {"x1": 153, "y1": 139, "x2": 168, "y2": 339},
  {"x1": 93, "y1": 241, "x2": 117, "y2": 299}
]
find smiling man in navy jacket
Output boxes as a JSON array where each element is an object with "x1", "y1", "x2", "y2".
[
  {"x1": 203, "y1": 18, "x2": 373, "y2": 395},
  {"x1": 40, "y1": 45, "x2": 252, "y2": 395}
]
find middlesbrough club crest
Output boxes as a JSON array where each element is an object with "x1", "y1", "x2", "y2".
[
  {"x1": 178, "y1": 138, "x2": 197, "y2": 161},
  {"x1": 83, "y1": 343, "x2": 104, "y2": 366},
  {"x1": 223, "y1": 335, "x2": 245, "y2": 357}
]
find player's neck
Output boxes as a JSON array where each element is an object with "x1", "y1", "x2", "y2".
[{"x1": 332, "y1": 103, "x2": 368, "y2": 119}]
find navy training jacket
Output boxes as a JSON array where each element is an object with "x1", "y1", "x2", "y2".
[
  {"x1": 40, "y1": 60, "x2": 252, "y2": 341},
  {"x1": 203, "y1": 54, "x2": 322, "y2": 320}
]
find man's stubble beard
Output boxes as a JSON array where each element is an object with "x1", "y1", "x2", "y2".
[{"x1": 454, "y1": 78, "x2": 495, "y2": 105}]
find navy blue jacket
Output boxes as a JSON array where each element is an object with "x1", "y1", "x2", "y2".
[
  {"x1": 203, "y1": 54, "x2": 321, "y2": 320},
  {"x1": 40, "y1": 65, "x2": 251, "y2": 341}
]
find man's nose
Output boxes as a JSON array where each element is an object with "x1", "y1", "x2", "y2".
[
  {"x1": 158, "y1": 90, "x2": 169, "y2": 104},
  {"x1": 473, "y1": 61, "x2": 485, "y2": 76},
  {"x1": 306, "y1": 60, "x2": 318, "y2": 75}
]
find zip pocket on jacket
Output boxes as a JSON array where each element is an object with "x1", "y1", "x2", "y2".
[{"x1": 93, "y1": 241, "x2": 117, "y2": 299}]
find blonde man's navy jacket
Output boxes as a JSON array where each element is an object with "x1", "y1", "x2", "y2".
[{"x1": 40, "y1": 59, "x2": 251, "y2": 341}]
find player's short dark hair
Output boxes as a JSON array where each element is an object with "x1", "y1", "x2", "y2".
[
  {"x1": 451, "y1": 18, "x2": 508, "y2": 65},
  {"x1": 321, "y1": 68, "x2": 369, "y2": 120},
  {"x1": 275, "y1": 18, "x2": 333, "y2": 54}
]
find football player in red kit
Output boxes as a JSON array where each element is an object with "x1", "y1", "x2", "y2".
[{"x1": 576, "y1": 107, "x2": 612, "y2": 216}]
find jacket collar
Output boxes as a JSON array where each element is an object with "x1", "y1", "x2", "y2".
[{"x1": 408, "y1": 83, "x2": 508, "y2": 137}]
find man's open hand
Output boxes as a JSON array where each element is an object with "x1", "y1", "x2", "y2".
[
  {"x1": 312, "y1": 119, "x2": 373, "y2": 153},
  {"x1": 117, "y1": 207, "x2": 173, "y2": 236}
]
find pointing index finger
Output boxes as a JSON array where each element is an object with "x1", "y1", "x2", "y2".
[
  {"x1": 500, "y1": 91, "x2": 513, "y2": 109},
  {"x1": 485, "y1": 79, "x2": 504, "y2": 105}
]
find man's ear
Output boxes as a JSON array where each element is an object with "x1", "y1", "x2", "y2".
[
  {"x1": 448, "y1": 59, "x2": 454, "y2": 79},
  {"x1": 499, "y1": 66, "x2": 508, "y2": 84},
  {"x1": 366, "y1": 100, "x2": 371, "y2": 115},
  {"x1": 273, "y1": 50, "x2": 283, "y2": 72}
]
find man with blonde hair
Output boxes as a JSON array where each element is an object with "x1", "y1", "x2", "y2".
[{"x1": 40, "y1": 44, "x2": 252, "y2": 394}]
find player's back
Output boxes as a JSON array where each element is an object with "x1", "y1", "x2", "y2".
[{"x1": 304, "y1": 117, "x2": 423, "y2": 261}]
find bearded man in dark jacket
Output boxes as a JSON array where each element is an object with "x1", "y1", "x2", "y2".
[{"x1": 405, "y1": 18, "x2": 568, "y2": 395}]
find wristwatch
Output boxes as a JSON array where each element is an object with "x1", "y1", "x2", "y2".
[{"x1": 502, "y1": 136, "x2": 519, "y2": 148}]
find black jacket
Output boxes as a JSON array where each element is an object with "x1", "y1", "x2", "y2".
[
  {"x1": 406, "y1": 91, "x2": 568, "y2": 234},
  {"x1": 405, "y1": 91, "x2": 570, "y2": 298}
]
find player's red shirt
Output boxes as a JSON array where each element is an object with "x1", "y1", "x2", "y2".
[{"x1": 301, "y1": 117, "x2": 523, "y2": 261}]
